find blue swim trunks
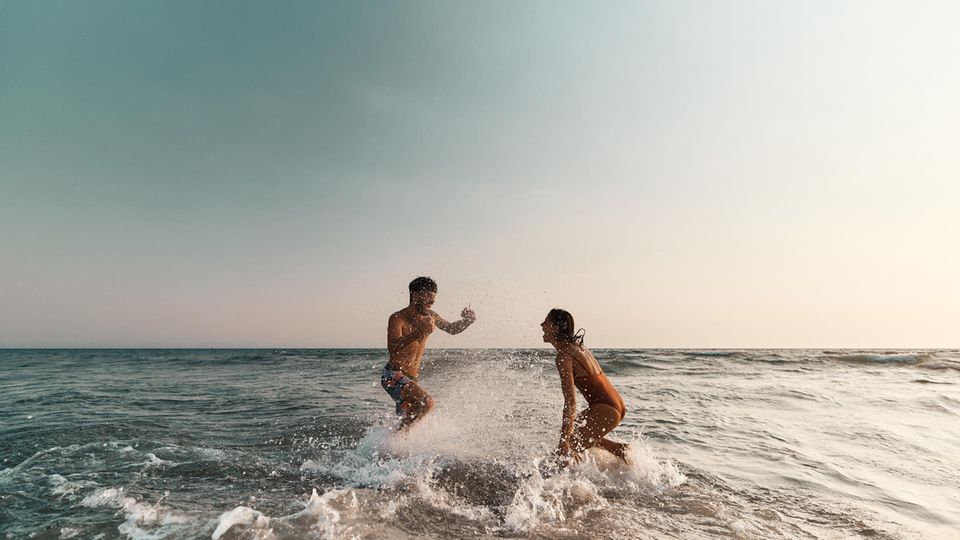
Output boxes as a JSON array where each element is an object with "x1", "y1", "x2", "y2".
[{"x1": 381, "y1": 365, "x2": 417, "y2": 415}]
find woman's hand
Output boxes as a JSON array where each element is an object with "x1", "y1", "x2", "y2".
[{"x1": 554, "y1": 440, "x2": 580, "y2": 467}]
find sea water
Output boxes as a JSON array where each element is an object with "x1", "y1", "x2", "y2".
[{"x1": 1, "y1": 349, "x2": 958, "y2": 539}]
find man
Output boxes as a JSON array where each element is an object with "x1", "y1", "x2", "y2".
[{"x1": 381, "y1": 276, "x2": 476, "y2": 430}]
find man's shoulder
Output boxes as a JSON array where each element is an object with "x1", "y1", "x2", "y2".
[{"x1": 390, "y1": 308, "x2": 411, "y2": 321}]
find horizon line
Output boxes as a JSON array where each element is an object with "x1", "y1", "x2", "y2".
[{"x1": 1, "y1": 346, "x2": 956, "y2": 351}]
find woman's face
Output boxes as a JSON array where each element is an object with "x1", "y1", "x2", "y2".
[{"x1": 541, "y1": 316, "x2": 558, "y2": 343}]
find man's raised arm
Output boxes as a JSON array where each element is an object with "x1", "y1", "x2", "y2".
[{"x1": 433, "y1": 307, "x2": 477, "y2": 335}]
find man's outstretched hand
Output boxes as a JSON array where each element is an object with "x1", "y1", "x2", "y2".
[{"x1": 461, "y1": 307, "x2": 476, "y2": 323}]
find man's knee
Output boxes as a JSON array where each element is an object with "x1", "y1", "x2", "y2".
[
  {"x1": 421, "y1": 395, "x2": 435, "y2": 413},
  {"x1": 408, "y1": 394, "x2": 434, "y2": 416}
]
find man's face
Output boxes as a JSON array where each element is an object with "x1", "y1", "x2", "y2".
[{"x1": 411, "y1": 291, "x2": 436, "y2": 314}]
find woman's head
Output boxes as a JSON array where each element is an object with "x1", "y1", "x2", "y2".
[{"x1": 541, "y1": 308, "x2": 583, "y2": 346}]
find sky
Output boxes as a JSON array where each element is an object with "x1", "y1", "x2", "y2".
[{"x1": 1, "y1": 1, "x2": 958, "y2": 348}]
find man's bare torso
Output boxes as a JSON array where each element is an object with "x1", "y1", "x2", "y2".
[{"x1": 386, "y1": 307, "x2": 435, "y2": 377}]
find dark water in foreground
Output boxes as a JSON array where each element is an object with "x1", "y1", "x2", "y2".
[{"x1": 1, "y1": 349, "x2": 959, "y2": 539}]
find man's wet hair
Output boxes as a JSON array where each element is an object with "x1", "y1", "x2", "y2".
[{"x1": 409, "y1": 276, "x2": 438, "y2": 296}]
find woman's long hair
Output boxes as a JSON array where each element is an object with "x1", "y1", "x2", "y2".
[{"x1": 547, "y1": 308, "x2": 585, "y2": 346}]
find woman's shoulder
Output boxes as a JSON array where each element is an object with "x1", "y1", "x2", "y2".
[{"x1": 559, "y1": 343, "x2": 597, "y2": 370}]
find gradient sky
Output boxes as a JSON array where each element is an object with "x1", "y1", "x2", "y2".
[{"x1": 2, "y1": 1, "x2": 958, "y2": 348}]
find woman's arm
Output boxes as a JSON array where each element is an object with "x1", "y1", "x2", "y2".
[{"x1": 555, "y1": 353, "x2": 577, "y2": 451}]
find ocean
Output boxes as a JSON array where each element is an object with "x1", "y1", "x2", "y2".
[{"x1": 1, "y1": 349, "x2": 958, "y2": 539}]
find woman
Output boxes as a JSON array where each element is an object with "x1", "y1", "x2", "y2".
[{"x1": 542, "y1": 308, "x2": 628, "y2": 466}]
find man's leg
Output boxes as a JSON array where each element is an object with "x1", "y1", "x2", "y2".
[{"x1": 398, "y1": 381, "x2": 434, "y2": 431}]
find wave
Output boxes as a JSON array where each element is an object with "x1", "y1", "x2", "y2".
[
  {"x1": 681, "y1": 350, "x2": 746, "y2": 358},
  {"x1": 597, "y1": 357, "x2": 666, "y2": 375},
  {"x1": 917, "y1": 359, "x2": 960, "y2": 371},
  {"x1": 826, "y1": 351, "x2": 960, "y2": 371}
]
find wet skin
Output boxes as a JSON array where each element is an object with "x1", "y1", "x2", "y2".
[{"x1": 386, "y1": 290, "x2": 475, "y2": 430}]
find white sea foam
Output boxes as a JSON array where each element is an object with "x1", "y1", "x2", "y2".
[
  {"x1": 287, "y1": 488, "x2": 343, "y2": 538},
  {"x1": 503, "y1": 463, "x2": 606, "y2": 532},
  {"x1": 141, "y1": 452, "x2": 174, "y2": 469},
  {"x1": 502, "y1": 443, "x2": 686, "y2": 533},
  {"x1": 58, "y1": 526, "x2": 82, "y2": 539},
  {"x1": 81, "y1": 487, "x2": 191, "y2": 540},
  {"x1": 585, "y1": 442, "x2": 687, "y2": 491},
  {"x1": 48, "y1": 474, "x2": 97, "y2": 497},
  {"x1": 299, "y1": 413, "x2": 685, "y2": 536},
  {"x1": 211, "y1": 506, "x2": 272, "y2": 540},
  {"x1": 213, "y1": 489, "x2": 348, "y2": 539}
]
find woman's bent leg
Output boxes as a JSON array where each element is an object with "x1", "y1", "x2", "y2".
[{"x1": 571, "y1": 403, "x2": 622, "y2": 455}]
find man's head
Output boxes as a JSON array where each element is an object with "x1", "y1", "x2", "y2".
[{"x1": 408, "y1": 276, "x2": 438, "y2": 314}]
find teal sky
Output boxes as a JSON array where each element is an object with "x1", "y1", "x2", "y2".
[{"x1": 2, "y1": 1, "x2": 958, "y2": 348}]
